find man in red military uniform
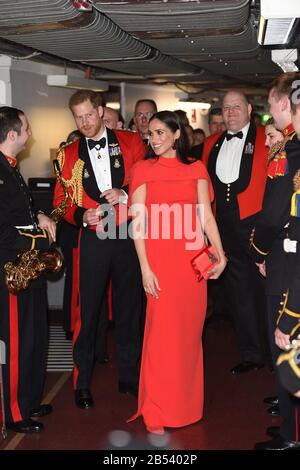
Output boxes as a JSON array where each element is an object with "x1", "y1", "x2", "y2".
[
  {"x1": 53, "y1": 90, "x2": 145, "y2": 408},
  {"x1": 202, "y1": 90, "x2": 268, "y2": 374}
]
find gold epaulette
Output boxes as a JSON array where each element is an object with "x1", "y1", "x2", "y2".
[
  {"x1": 60, "y1": 159, "x2": 84, "y2": 207},
  {"x1": 56, "y1": 147, "x2": 65, "y2": 170},
  {"x1": 268, "y1": 131, "x2": 295, "y2": 164}
]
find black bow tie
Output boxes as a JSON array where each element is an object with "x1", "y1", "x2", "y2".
[
  {"x1": 88, "y1": 137, "x2": 106, "y2": 150},
  {"x1": 225, "y1": 131, "x2": 243, "y2": 141}
]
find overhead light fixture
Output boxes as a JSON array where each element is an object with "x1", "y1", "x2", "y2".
[
  {"x1": 258, "y1": 0, "x2": 300, "y2": 46},
  {"x1": 46, "y1": 74, "x2": 108, "y2": 92},
  {"x1": 271, "y1": 49, "x2": 299, "y2": 72},
  {"x1": 105, "y1": 102, "x2": 120, "y2": 110},
  {"x1": 179, "y1": 101, "x2": 211, "y2": 110}
]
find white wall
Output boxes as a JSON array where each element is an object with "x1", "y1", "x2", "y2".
[
  {"x1": 5, "y1": 60, "x2": 209, "y2": 181},
  {"x1": 11, "y1": 62, "x2": 77, "y2": 181}
]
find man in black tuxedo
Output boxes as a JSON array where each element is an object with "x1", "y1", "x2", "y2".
[
  {"x1": 54, "y1": 90, "x2": 145, "y2": 408},
  {"x1": 202, "y1": 90, "x2": 268, "y2": 374}
]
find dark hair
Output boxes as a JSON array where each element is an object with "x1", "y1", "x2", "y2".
[
  {"x1": 69, "y1": 90, "x2": 103, "y2": 110},
  {"x1": 265, "y1": 117, "x2": 275, "y2": 126},
  {"x1": 193, "y1": 128, "x2": 206, "y2": 136},
  {"x1": 66, "y1": 129, "x2": 82, "y2": 143},
  {"x1": 173, "y1": 109, "x2": 189, "y2": 126},
  {"x1": 134, "y1": 99, "x2": 157, "y2": 115},
  {"x1": 0, "y1": 106, "x2": 24, "y2": 143},
  {"x1": 208, "y1": 107, "x2": 222, "y2": 122},
  {"x1": 145, "y1": 110, "x2": 192, "y2": 164}
]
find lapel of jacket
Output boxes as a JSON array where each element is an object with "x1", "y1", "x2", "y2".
[
  {"x1": 207, "y1": 133, "x2": 226, "y2": 187},
  {"x1": 79, "y1": 136, "x2": 101, "y2": 202},
  {"x1": 107, "y1": 127, "x2": 125, "y2": 189},
  {"x1": 236, "y1": 122, "x2": 256, "y2": 193}
]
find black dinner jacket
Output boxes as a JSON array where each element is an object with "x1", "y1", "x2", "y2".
[{"x1": 207, "y1": 122, "x2": 257, "y2": 198}]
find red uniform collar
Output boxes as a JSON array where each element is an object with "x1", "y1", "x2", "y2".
[
  {"x1": 283, "y1": 123, "x2": 294, "y2": 137},
  {"x1": 4, "y1": 155, "x2": 17, "y2": 167}
]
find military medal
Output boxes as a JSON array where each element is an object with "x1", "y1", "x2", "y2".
[
  {"x1": 95, "y1": 145, "x2": 102, "y2": 159},
  {"x1": 245, "y1": 143, "x2": 254, "y2": 155},
  {"x1": 114, "y1": 158, "x2": 121, "y2": 169},
  {"x1": 291, "y1": 169, "x2": 300, "y2": 217},
  {"x1": 109, "y1": 143, "x2": 121, "y2": 157},
  {"x1": 84, "y1": 168, "x2": 90, "y2": 178}
]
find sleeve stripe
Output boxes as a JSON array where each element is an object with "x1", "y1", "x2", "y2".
[
  {"x1": 284, "y1": 307, "x2": 300, "y2": 318},
  {"x1": 250, "y1": 241, "x2": 268, "y2": 256}
]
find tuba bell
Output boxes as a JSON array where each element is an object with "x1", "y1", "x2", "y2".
[{"x1": 4, "y1": 158, "x2": 68, "y2": 295}]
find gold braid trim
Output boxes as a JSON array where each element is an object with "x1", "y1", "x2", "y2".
[
  {"x1": 277, "y1": 290, "x2": 289, "y2": 325},
  {"x1": 291, "y1": 323, "x2": 300, "y2": 337},
  {"x1": 268, "y1": 132, "x2": 296, "y2": 163},
  {"x1": 250, "y1": 240, "x2": 268, "y2": 256},
  {"x1": 60, "y1": 159, "x2": 84, "y2": 207},
  {"x1": 56, "y1": 147, "x2": 65, "y2": 171},
  {"x1": 17, "y1": 229, "x2": 47, "y2": 250},
  {"x1": 276, "y1": 347, "x2": 300, "y2": 379},
  {"x1": 283, "y1": 307, "x2": 300, "y2": 319}
]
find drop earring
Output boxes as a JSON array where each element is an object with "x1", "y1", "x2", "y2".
[{"x1": 172, "y1": 140, "x2": 177, "y2": 150}]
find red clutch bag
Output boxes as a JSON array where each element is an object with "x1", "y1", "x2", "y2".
[{"x1": 191, "y1": 245, "x2": 218, "y2": 281}]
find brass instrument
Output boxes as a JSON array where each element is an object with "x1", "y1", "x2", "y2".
[
  {"x1": 5, "y1": 247, "x2": 63, "y2": 295},
  {"x1": 4, "y1": 158, "x2": 69, "y2": 294}
]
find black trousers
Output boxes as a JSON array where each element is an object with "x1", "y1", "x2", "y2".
[
  {"x1": 73, "y1": 228, "x2": 143, "y2": 390},
  {"x1": 94, "y1": 290, "x2": 109, "y2": 361},
  {"x1": 217, "y1": 210, "x2": 267, "y2": 363},
  {"x1": 58, "y1": 221, "x2": 79, "y2": 334},
  {"x1": 267, "y1": 295, "x2": 300, "y2": 441},
  {"x1": 221, "y1": 249, "x2": 266, "y2": 363},
  {"x1": 0, "y1": 284, "x2": 48, "y2": 423}
]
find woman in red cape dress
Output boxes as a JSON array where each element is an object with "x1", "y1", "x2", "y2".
[{"x1": 128, "y1": 111, "x2": 226, "y2": 434}]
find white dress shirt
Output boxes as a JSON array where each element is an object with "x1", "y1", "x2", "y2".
[
  {"x1": 86, "y1": 128, "x2": 112, "y2": 192},
  {"x1": 86, "y1": 128, "x2": 127, "y2": 203},
  {"x1": 216, "y1": 122, "x2": 250, "y2": 184}
]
